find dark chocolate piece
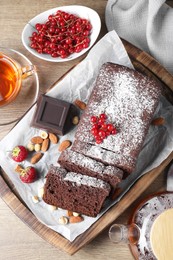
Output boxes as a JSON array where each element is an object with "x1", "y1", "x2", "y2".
[{"x1": 31, "y1": 94, "x2": 77, "y2": 135}]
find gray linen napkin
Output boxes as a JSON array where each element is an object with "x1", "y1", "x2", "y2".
[{"x1": 105, "y1": 0, "x2": 173, "y2": 75}]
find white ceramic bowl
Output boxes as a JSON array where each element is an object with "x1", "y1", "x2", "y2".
[{"x1": 22, "y1": 5, "x2": 101, "y2": 62}]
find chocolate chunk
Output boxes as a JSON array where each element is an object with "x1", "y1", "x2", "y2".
[{"x1": 31, "y1": 94, "x2": 78, "y2": 135}]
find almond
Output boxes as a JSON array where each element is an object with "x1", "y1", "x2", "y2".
[
  {"x1": 49, "y1": 133, "x2": 59, "y2": 144},
  {"x1": 31, "y1": 136, "x2": 44, "y2": 144},
  {"x1": 151, "y1": 117, "x2": 165, "y2": 126},
  {"x1": 69, "y1": 215, "x2": 84, "y2": 223},
  {"x1": 30, "y1": 152, "x2": 43, "y2": 164},
  {"x1": 74, "y1": 99, "x2": 86, "y2": 110},
  {"x1": 41, "y1": 138, "x2": 50, "y2": 152},
  {"x1": 58, "y1": 140, "x2": 71, "y2": 152}
]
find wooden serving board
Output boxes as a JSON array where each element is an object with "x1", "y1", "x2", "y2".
[{"x1": 0, "y1": 39, "x2": 173, "y2": 255}]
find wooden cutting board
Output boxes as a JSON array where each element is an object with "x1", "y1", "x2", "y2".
[{"x1": 0, "y1": 39, "x2": 173, "y2": 255}]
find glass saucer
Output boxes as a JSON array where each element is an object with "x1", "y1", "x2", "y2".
[{"x1": 0, "y1": 47, "x2": 39, "y2": 125}]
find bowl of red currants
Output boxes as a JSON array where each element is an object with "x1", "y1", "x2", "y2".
[{"x1": 22, "y1": 5, "x2": 101, "y2": 62}]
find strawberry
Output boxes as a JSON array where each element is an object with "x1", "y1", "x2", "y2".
[
  {"x1": 11, "y1": 145, "x2": 28, "y2": 162},
  {"x1": 19, "y1": 166, "x2": 37, "y2": 183}
]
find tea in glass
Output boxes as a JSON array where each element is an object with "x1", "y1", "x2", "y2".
[{"x1": 0, "y1": 53, "x2": 21, "y2": 106}]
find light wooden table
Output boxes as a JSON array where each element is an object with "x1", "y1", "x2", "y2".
[{"x1": 0, "y1": 1, "x2": 172, "y2": 260}]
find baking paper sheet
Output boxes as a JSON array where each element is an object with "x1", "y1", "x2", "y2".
[{"x1": 0, "y1": 30, "x2": 173, "y2": 241}]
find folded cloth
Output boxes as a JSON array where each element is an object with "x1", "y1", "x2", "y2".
[{"x1": 105, "y1": 0, "x2": 173, "y2": 75}]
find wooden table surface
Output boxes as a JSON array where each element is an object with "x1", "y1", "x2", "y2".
[{"x1": 0, "y1": 1, "x2": 172, "y2": 259}]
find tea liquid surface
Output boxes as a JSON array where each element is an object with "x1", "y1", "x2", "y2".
[{"x1": 0, "y1": 55, "x2": 20, "y2": 106}]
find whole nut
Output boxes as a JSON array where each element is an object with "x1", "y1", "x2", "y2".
[
  {"x1": 58, "y1": 140, "x2": 71, "y2": 152},
  {"x1": 58, "y1": 216, "x2": 69, "y2": 225},
  {"x1": 66, "y1": 210, "x2": 73, "y2": 217},
  {"x1": 72, "y1": 116, "x2": 79, "y2": 125},
  {"x1": 41, "y1": 138, "x2": 50, "y2": 152},
  {"x1": 151, "y1": 117, "x2": 165, "y2": 126},
  {"x1": 34, "y1": 143, "x2": 41, "y2": 152},
  {"x1": 31, "y1": 136, "x2": 44, "y2": 144},
  {"x1": 27, "y1": 142, "x2": 35, "y2": 151},
  {"x1": 49, "y1": 133, "x2": 59, "y2": 144},
  {"x1": 74, "y1": 99, "x2": 86, "y2": 110},
  {"x1": 32, "y1": 195, "x2": 39, "y2": 204},
  {"x1": 73, "y1": 212, "x2": 80, "y2": 217},
  {"x1": 30, "y1": 152, "x2": 43, "y2": 164},
  {"x1": 69, "y1": 215, "x2": 84, "y2": 223},
  {"x1": 40, "y1": 131, "x2": 48, "y2": 139},
  {"x1": 48, "y1": 205, "x2": 57, "y2": 211}
]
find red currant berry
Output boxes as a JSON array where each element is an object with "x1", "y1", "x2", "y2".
[
  {"x1": 105, "y1": 131, "x2": 111, "y2": 136},
  {"x1": 100, "y1": 113, "x2": 107, "y2": 120},
  {"x1": 101, "y1": 123, "x2": 108, "y2": 130},
  {"x1": 92, "y1": 123, "x2": 99, "y2": 130},
  {"x1": 96, "y1": 138, "x2": 102, "y2": 144},
  {"x1": 91, "y1": 116, "x2": 98, "y2": 123},
  {"x1": 111, "y1": 128, "x2": 117, "y2": 135},
  {"x1": 98, "y1": 130, "x2": 106, "y2": 138},
  {"x1": 98, "y1": 118, "x2": 105, "y2": 125},
  {"x1": 107, "y1": 124, "x2": 114, "y2": 132},
  {"x1": 91, "y1": 128, "x2": 98, "y2": 136}
]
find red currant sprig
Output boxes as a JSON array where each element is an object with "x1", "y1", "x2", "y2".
[
  {"x1": 90, "y1": 113, "x2": 117, "y2": 144},
  {"x1": 29, "y1": 10, "x2": 92, "y2": 59}
]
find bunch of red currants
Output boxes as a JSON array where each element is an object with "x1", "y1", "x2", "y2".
[
  {"x1": 29, "y1": 10, "x2": 92, "y2": 58},
  {"x1": 90, "y1": 113, "x2": 117, "y2": 144}
]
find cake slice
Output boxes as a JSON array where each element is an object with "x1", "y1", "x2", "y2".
[
  {"x1": 43, "y1": 165, "x2": 111, "y2": 217},
  {"x1": 72, "y1": 62, "x2": 162, "y2": 173},
  {"x1": 58, "y1": 149, "x2": 123, "y2": 188}
]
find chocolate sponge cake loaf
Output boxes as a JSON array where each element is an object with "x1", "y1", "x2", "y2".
[
  {"x1": 72, "y1": 62, "x2": 162, "y2": 174},
  {"x1": 58, "y1": 149, "x2": 123, "y2": 188},
  {"x1": 43, "y1": 165, "x2": 111, "y2": 217}
]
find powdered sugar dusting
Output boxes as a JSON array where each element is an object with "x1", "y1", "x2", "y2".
[
  {"x1": 64, "y1": 172, "x2": 110, "y2": 190},
  {"x1": 72, "y1": 140, "x2": 136, "y2": 173},
  {"x1": 59, "y1": 149, "x2": 123, "y2": 178},
  {"x1": 63, "y1": 149, "x2": 104, "y2": 173},
  {"x1": 48, "y1": 164, "x2": 110, "y2": 190},
  {"x1": 74, "y1": 63, "x2": 161, "y2": 171}
]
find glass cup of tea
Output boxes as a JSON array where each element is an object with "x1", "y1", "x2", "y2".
[{"x1": 0, "y1": 48, "x2": 36, "y2": 107}]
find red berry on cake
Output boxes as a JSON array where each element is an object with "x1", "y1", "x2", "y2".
[
  {"x1": 90, "y1": 116, "x2": 98, "y2": 123},
  {"x1": 107, "y1": 124, "x2": 114, "y2": 132},
  {"x1": 111, "y1": 128, "x2": 117, "y2": 135},
  {"x1": 99, "y1": 113, "x2": 107, "y2": 120}
]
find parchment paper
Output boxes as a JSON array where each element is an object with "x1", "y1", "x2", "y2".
[{"x1": 0, "y1": 31, "x2": 173, "y2": 241}]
